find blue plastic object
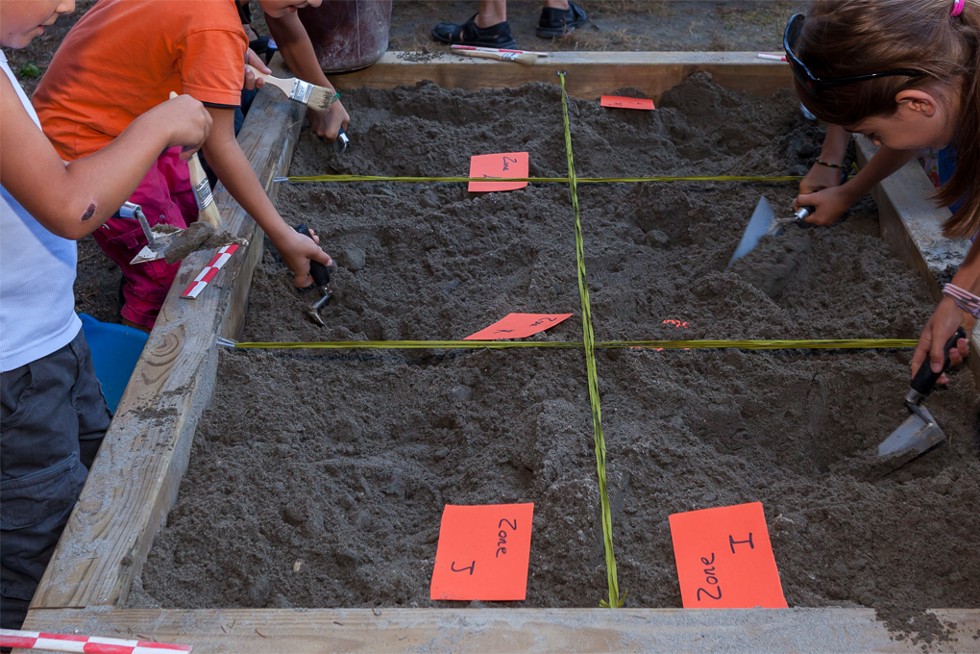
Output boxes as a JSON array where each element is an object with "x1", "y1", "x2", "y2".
[{"x1": 78, "y1": 313, "x2": 148, "y2": 413}]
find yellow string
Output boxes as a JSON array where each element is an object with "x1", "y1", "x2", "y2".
[
  {"x1": 556, "y1": 71, "x2": 623, "y2": 610},
  {"x1": 278, "y1": 174, "x2": 802, "y2": 184},
  {"x1": 226, "y1": 338, "x2": 918, "y2": 351}
]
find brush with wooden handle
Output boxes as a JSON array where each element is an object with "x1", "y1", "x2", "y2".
[
  {"x1": 246, "y1": 65, "x2": 339, "y2": 111},
  {"x1": 451, "y1": 44, "x2": 548, "y2": 57},
  {"x1": 169, "y1": 92, "x2": 221, "y2": 227},
  {"x1": 186, "y1": 151, "x2": 221, "y2": 227},
  {"x1": 454, "y1": 49, "x2": 538, "y2": 65},
  {"x1": 126, "y1": 93, "x2": 241, "y2": 264}
]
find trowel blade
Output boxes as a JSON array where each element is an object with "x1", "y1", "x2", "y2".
[
  {"x1": 129, "y1": 226, "x2": 181, "y2": 264},
  {"x1": 877, "y1": 408, "x2": 947, "y2": 458},
  {"x1": 728, "y1": 196, "x2": 776, "y2": 267},
  {"x1": 129, "y1": 225, "x2": 203, "y2": 265},
  {"x1": 130, "y1": 244, "x2": 164, "y2": 265}
]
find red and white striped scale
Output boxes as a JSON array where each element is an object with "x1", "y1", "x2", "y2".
[
  {"x1": 0, "y1": 628, "x2": 192, "y2": 653},
  {"x1": 180, "y1": 243, "x2": 239, "y2": 299}
]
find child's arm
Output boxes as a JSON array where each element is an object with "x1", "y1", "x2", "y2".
[
  {"x1": 0, "y1": 79, "x2": 211, "y2": 240},
  {"x1": 263, "y1": 11, "x2": 350, "y2": 140},
  {"x1": 796, "y1": 144, "x2": 915, "y2": 226},
  {"x1": 200, "y1": 106, "x2": 332, "y2": 287},
  {"x1": 799, "y1": 124, "x2": 850, "y2": 195}
]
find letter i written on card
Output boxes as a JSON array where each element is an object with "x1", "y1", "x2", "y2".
[{"x1": 669, "y1": 501, "x2": 787, "y2": 608}]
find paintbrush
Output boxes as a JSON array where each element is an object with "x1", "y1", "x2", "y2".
[
  {"x1": 450, "y1": 44, "x2": 549, "y2": 57},
  {"x1": 453, "y1": 49, "x2": 538, "y2": 65},
  {"x1": 246, "y1": 65, "x2": 339, "y2": 111}
]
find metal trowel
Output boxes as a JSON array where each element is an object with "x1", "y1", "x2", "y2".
[
  {"x1": 127, "y1": 145, "x2": 225, "y2": 264},
  {"x1": 728, "y1": 196, "x2": 812, "y2": 267},
  {"x1": 877, "y1": 327, "x2": 967, "y2": 459}
]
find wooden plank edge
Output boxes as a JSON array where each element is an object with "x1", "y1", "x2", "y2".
[
  {"x1": 18, "y1": 607, "x2": 980, "y2": 653},
  {"x1": 855, "y1": 137, "x2": 979, "y2": 388},
  {"x1": 28, "y1": 88, "x2": 305, "y2": 611},
  {"x1": 330, "y1": 51, "x2": 793, "y2": 100}
]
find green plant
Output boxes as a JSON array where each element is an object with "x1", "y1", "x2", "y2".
[{"x1": 18, "y1": 63, "x2": 41, "y2": 80}]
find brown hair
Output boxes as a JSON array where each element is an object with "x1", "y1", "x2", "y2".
[{"x1": 794, "y1": 0, "x2": 980, "y2": 238}]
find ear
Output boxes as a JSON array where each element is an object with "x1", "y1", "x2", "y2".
[{"x1": 895, "y1": 89, "x2": 939, "y2": 117}]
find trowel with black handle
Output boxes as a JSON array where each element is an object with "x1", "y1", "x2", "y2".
[
  {"x1": 294, "y1": 224, "x2": 335, "y2": 326},
  {"x1": 877, "y1": 327, "x2": 967, "y2": 460}
]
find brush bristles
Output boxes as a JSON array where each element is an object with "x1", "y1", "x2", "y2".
[{"x1": 307, "y1": 85, "x2": 340, "y2": 111}]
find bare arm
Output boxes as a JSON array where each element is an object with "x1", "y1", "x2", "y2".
[
  {"x1": 799, "y1": 124, "x2": 850, "y2": 195},
  {"x1": 0, "y1": 77, "x2": 210, "y2": 240},
  {"x1": 200, "y1": 105, "x2": 332, "y2": 286},
  {"x1": 796, "y1": 144, "x2": 915, "y2": 226},
  {"x1": 264, "y1": 11, "x2": 349, "y2": 140}
]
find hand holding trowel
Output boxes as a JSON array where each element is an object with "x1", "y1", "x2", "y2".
[
  {"x1": 877, "y1": 327, "x2": 967, "y2": 461},
  {"x1": 294, "y1": 224, "x2": 335, "y2": 326},
  {"x1": 129, "y1": 93, "x2": 246, "y2": 264}
]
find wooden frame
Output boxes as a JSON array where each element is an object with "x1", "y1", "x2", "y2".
[{"x1": 19, "y1": 53, "x2": 979, "y2": 653}]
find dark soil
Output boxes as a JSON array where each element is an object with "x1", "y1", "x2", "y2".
[{"x1": 130, "y1": 74, "x2": 980, "y2": 651}]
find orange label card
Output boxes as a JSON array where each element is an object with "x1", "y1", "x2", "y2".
[
  {"x1": 430, "y1": 503, "x2": 534, "y2": 601},
  {"x1": 601, "y1": 95, "x2": 656, "y2": 111},
  {"x1": 464, "y1": 313, "x2": 573, "y2": 340},
  {"x1": 468, "y1": 152, "x2": 529, "y2": 192},
  {"x1": 669, "y1": 502, "x2": 787, "y2": 608}
]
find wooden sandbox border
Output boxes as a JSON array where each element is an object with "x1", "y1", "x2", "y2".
[{"x1": 20, "y1": 53, "x2": 979, "y2": 653}]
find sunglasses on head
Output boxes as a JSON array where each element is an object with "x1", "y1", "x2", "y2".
[{"x1": 783, "y1": 13, "x2": 925, "y2": 97}]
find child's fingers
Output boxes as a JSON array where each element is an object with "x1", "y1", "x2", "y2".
[
  {"x1": 293, "y1": 269, "x2": 313, "y2": 288},
  {"x1": 245, "y1": 48, "x2": 271, "y2": 74},
  {"x1": 287, "y1": 231, "x2": 333, "y2": 288}
]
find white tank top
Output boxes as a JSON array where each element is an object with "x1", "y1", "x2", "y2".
[{"x1": 1, "y1": 50, "x2": 80, "y2": 372}]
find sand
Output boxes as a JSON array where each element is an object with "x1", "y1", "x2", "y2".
[{"x1": 130, "y1": 74, "x2": 980, "y2": 644}]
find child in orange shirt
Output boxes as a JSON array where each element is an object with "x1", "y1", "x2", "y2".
[{"x1": 33, "y1": 0, "x2": 340, "y2": 330}]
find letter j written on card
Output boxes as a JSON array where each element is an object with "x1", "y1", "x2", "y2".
[{"x1": 430, "y1": 503, "x2": 534, "y2": 601}]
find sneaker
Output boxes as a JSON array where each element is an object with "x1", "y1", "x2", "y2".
[
  {"x1": 432, "y1": 14, "x2": 518, "y2": 49},
  {"x1": 536, "y1": 2, "x2": 589, "y2": 38}
]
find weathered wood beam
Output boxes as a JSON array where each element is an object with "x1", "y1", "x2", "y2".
[
  {"x1": 28, "y1": 87, "x2": 305, "y2": 611},
  {"x1": 330, "y1": 51, "x2": 793, "y2": 100},
  {"x1": 21, "y1": 606, "x2": 980, "y2": 653}
]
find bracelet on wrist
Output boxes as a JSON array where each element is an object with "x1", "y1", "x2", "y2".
[
  {"x1": 815, "y1": 158, "x2": 844, "y2": 169},
  {"x1": 942, "y1": 283, "x2": 980, "y2": 318}
]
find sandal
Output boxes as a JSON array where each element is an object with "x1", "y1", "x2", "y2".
[
  {"x1": 536, "y1": 2, "x2": 589, "y2": 38},
  {"x1": 432, "y1": 14, "x2": 518, "y2": 49}
]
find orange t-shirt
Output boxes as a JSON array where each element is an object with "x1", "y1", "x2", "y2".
[{"x1": 33, "y1": 0, "x2": 247, "y2": 161}]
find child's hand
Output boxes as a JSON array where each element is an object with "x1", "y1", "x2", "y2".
[
  {"x1": 244, "y1": 49, "x2": 271, "y2": 91},
  {"x1": 277, "y1": 227, "x2": 335, "y2": 288},
  {"x1": 911, "y1": 297, "x2": 971, "y2": 384},
  {"x1": 307, "y1": 100, "x2": 350, "y2": 141},
  {"x1": 795, "y1": 184, "x2": 854, "y2": 227},
  {"x1": 152, "y1": 94, "x2": 212, "y2": 160}
]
